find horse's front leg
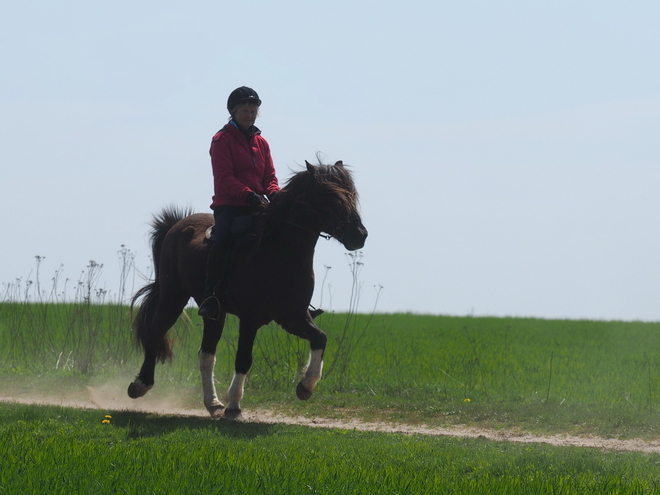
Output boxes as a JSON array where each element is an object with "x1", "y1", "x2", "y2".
[
  {"x1": 199, "y1": 313, "x2": 227, "y2": 418},
  {"x1": 277, "y1": 312, "x2": 328, "y2": 400},
  {"x1": 225, "y1": 320, "x2": 259, "y2": 419}
]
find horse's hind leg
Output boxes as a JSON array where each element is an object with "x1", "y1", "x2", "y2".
[
  {"x1": 276, "y1": 313, "x2": 328, "y2": 400},
  {"x1": 199, "y1": 312, "x2": 227, "y2": 418},
  {"x1": 128, "y1": 293, "x2": 188, "y2": 399},
  {"x1": 224, "y1": 320, "x2": 259, "y2": 419}
]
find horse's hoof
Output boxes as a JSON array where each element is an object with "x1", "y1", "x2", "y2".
[
  {"x1": 127, "y1": 380, "x2": 152, "y2": 399},
  {"x1": 224, "y1": 408, "x2": 242, "y2": 420},
  {"x1": 207, "y1": 403, "x2": 225, "y2": 419},
  {"x1": 296, "y1": 382, "x2": 313, "y2": 400}
]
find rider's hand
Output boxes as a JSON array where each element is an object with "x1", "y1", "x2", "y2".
[{"x1": 246, "y1": 191, "x2": 268, "y2": 207}]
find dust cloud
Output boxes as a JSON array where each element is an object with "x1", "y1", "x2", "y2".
[{"x1": 2, "y1": 378, "x2": 660, "y2": 454}]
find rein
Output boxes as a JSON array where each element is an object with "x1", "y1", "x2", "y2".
[{"x1": 284, "y1": 220, "x2": 333, "y2": 240}]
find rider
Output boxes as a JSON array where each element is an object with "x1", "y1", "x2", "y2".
[{"x1": 198, "y1": 86, "x2": 280, "y2": 320}]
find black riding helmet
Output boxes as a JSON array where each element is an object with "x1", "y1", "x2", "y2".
[{"x1": 227, "y1": 86, "x2": 261, "y2": 113}]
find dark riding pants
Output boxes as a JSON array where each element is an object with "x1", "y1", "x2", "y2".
[{"x1": 203, "y1": 205, "x2": 252, "y2": 298}]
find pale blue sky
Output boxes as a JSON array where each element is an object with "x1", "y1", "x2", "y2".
[{"x1": 1, "y1": 1, "x2": 659, "y2": 320}]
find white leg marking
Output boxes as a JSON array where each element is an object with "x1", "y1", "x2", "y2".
[
  {"x1": 199, "y1": 350, "x2": 223, "y2": 412},
  {"x1": 300, "y1": 349, "x2": 324, "y2": 392},
  {"x1": 226, "y1": 373, "x2": 246, "y2": 411}
]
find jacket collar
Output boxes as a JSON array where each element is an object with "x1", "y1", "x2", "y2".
[{"x1": 228, "y1": 119, "x2": 261, "y2": 141}]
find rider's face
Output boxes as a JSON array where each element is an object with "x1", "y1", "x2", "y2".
[{"x1": 232, "y1": 103, "x2": 259, "y2": 130}]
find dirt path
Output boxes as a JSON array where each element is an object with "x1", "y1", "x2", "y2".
[{"x1": 2, "y1": 387, "x2": 660, "y2": 454}]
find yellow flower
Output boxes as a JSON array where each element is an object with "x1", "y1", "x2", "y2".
[
  {"x1": 102, "y1": 419, "x2": 111, "y2": 424},
  {"x1": 105, "y1": 415, "x2": 112, "y2": 419},
  {"x1": 464, "y1": 398, "x2": 471, "y2": 402}
]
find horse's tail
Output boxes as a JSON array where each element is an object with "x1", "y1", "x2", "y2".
[{"x1": 130, "y1": 205, "x2": 194, "y2": 362}]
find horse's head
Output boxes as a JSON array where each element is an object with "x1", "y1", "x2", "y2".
[
  {"x1": 302, "y1": 160, "x2": 368, "y2": 251},
  {"x1": 268, "y1": 160, "x2": 368, "y2": 250}
]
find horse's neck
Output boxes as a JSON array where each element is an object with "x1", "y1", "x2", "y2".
[
  {"x1": 275, "y1": 222, "x2": 321, "y2": 253},
  {"x1": 261, "y1": 206, "x2": 322, "y2": 252}
]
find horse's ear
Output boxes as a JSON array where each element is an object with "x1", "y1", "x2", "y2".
[
  {"x1": 305, "y1": 160, "x2": 315, "y2": 174},
  {"x1": 334, "y1": 160, "x2": 344, "y2": 167}
]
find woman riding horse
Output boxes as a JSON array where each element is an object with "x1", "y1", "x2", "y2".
[{"x1": 198, "y1": 86, "x2": 280, "y2": 320}]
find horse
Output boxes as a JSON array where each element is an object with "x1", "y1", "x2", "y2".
[{"x1": 127, "y1": 160, "x2": 368, "y2": 418}]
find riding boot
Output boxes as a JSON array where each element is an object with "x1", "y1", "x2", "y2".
[{"x1": 198, "y1": 241, "x2": 227, "y2": 320}]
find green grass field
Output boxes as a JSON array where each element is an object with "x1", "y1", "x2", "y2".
[
  {"x1": 2, "y1": 402, "x2": 660, "y2": 494},
  {"x1": 3, "y1": 302, "x2": 660, "y2": 493},
  {"x1": 3, "y1": 303, "x2": 660, "y2": 437}
]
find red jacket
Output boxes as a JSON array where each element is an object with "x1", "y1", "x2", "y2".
[{"x1": 209, "y1": 122, "x2": 280, "y2": 208}]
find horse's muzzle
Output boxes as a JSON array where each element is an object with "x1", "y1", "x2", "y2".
[{"x1": 342, "y1": 225, "x2": 368, "y2": 251}]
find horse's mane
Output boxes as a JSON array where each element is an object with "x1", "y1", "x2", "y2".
[
  {"x1": 290, "y1": 161, "x2": 356, "y2": 194},
  {"x1": 261, "y1": 161, "x2": 358, "y2": 232}
]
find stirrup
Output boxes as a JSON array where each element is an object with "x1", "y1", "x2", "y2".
[
  {"x1": 309, "y1": 307, "x2": 324, "y2": 319},
  {"x1": 198, "y1": 296, "x2": 221, "y2": 320}
]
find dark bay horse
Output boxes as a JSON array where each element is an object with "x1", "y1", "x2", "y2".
[{"x1": 128, "y1": 161, "x2": 368, "y2": 418}]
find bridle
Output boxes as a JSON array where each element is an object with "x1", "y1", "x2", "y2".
[{"x1": 285, "y1": 219, "x2": 333, "y2": 241}]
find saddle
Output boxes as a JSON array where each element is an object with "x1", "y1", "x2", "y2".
[{"x1": 205, "y1": 213, "x2": 259, "y2": 249}]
